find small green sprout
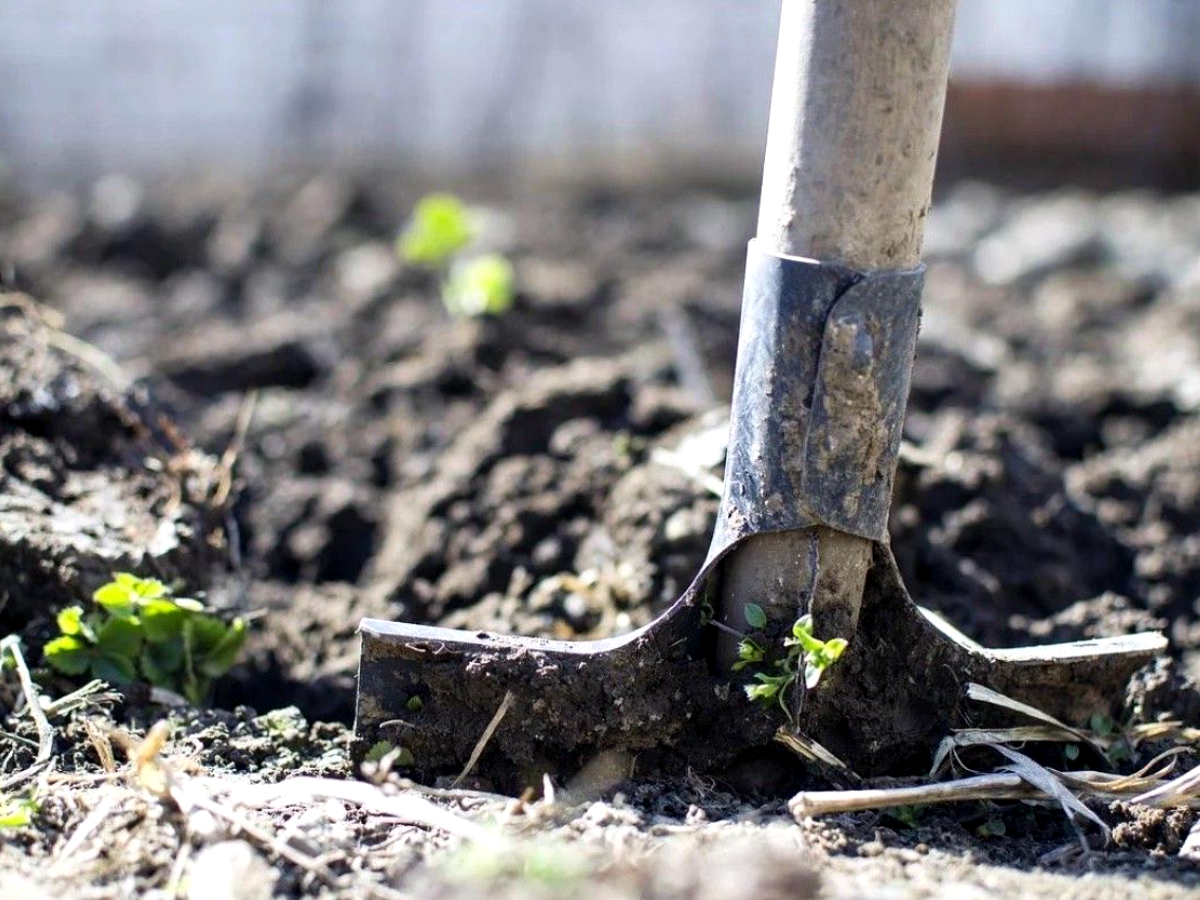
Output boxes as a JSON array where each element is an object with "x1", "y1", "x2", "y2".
[
  {"x1": 398, "y1": 193, "x2": 474, "y2": 266},
  {"x1": 736, "y1": 611, "x2": 848, "y2": 720},
  {"x1": 612, "y1": 432, "x2": 647, "y2": 462},
  {"x1": 789, "y1": 615, "x2": 849, "y2": 690},
  {"x1": 365, "y1": 740, "x2": 395, "y2": 762},
  {"x1": 44, "y1": 573, "x2": 247, "y2": 705},
  {"x1": 397, "y1": 192, "x2": 518, "y2": 319},
  {"x1": 443, "y1": 254, "x2": 515, "y2": 318},
  {"x1": 732, "y1": 638, "x2": 765, "y2": 671},
  {"x1": 887, "y1": 804, "x2": 924, "y2": 828},
  {"x1": 406, "y1": 695, "x2": 424, "y2": 712},
  {"x1": 976, "y1": 817, "x2": 1007, "y2": 838},
  {"x1": 0, "y1": 794, "x2": 37, "y2": 828},
  {"x1": 364, "y1": 740, "x2": 415, "y2": 767}
]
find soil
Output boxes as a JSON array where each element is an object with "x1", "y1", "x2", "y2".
[{"x1": 3, "y1": 173, "x2": 1200, "y2": 897}]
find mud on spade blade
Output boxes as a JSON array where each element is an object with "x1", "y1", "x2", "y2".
[{"x1": 354, "y1": 246, "x2": 1166, "y2": 785}]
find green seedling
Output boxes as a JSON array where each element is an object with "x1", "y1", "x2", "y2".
[
  {"x1": 398, "y1": 193, "x2": 474, "y2": 266},
  {"x1": 732, "y1": 637, "x2": 765, "y2": 671},
  {"x1": 743, "y1": 602, "x2": 768, "y2": 629},
  {"x1": 737, "y1": 608, "x2": 848, "y2": 720},
  {"x1": 364, "y1": 740, "x2": 415, "y2": 768},
  {"x1": 1084, "y1": 711, "x2": 1134, "y2": 764},
  {"x1": 365, "y1": 740, "x2": 395, "y2": 762},
  {"x1": 443, "y1": 253, "x2": 515, "y2": 318},
  {"x1": 0, "y1": 794, "x2": 37, "y2": 828},
  {"x1": 887, "y1": 804, "x2": 924, "y2": 828},
  {"x1": 397, "y1": 192, "x2": 517, "y2": 319},
  {"x1": 44, "y1": 573, "x2": 247, "y2": 705},
  {"x1": 976, "y1": 817, "x2": 1007, "y2": 838}
]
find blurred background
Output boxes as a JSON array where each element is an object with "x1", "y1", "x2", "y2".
[{"x1": 1, "y1": 0, "x2": 1197, "y2": 189}]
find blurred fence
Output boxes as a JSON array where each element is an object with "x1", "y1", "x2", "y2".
[{"x1": 2, "y1": 0, "x2": 1198, "y2": 185}]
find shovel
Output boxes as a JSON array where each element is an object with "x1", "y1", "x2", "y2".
[{"x1": 355, "y1": 0, "x2": 1164, "y2": 783}]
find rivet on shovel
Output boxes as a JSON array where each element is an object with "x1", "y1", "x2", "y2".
[{"x1": 355, "y1": 0, "x2": 1165, "y2": 782}]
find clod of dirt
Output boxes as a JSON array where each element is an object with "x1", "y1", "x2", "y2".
[
  {"x1": 1109, "y1": 802, "x2": 1195, "y2": 855},
  {"x1": 1010, "y1": 592, "x2": 1166, "y2": 644},
  {"x1": 0, "y1": 304, "x2": 225, "y2": 635},
  {"x1": 154, "y1": 314, "x2": 334, "y2": 395},
  {"x1": 366, "y1": 352, "x2": 711, "y2": 636},
  {"x1": 891, "y1": 412, "x2": 1133, "y2": 646},
  {"x1": 1126, "y1": 657, "x2": 1200, "y2": 727},
  {"x1": 1069, "y1": 417, "x2": 1200, "y2": 632},
  {"x1": 164, "y1": 705, "x2": 351, "y2": 778}
]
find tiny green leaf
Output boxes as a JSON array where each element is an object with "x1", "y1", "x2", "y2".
[
  {"x1": 140, "y1": 599, "x2": 186, "y2": 642},
  {"x1": 0, "y1": 795, "x2": 37, "y2": 828},
  {"x1": 187, "y1": 615, "x2": 231, "y2": 655},
  {"x1": 92, "y1": 653, "x2": 137, "y2": 684},
  {"x1": 1064, "y1": 743, "x2": 1080, "y2": 761},
  {"x1": 56, "y1": 606, "x2": 95, "y2": 642},
  {"x1": 976, "y1": 818, "x2": 1007, "y2": 838},
  {"x1": 128, "y1": 576, "x2": 168, "y2": 600},
  {"x1": 93, "y1": 583, "x2": 135, "y2": 616},
  {"x1": 745, "y1": 682, "x2": 778, "y2": 703},
  {"x1": 406, "y1": 695, "x2": 424, "y2": 712},
  {"x1": 732, "y1": 638, "x2": 765, "y2": 672},
  {"x1": 442, "y1": 254, "x2": 515, "y2": 318},
  {"x1": 398, "y1": 193, "x2": 474, "y2": 266},
  {"x1": 197, "y1": 618, "x2": 247, "y2": 678},
  {"x1": 888, "y1": 805, "x2": 923, "y2": 828},
  {"x1": 743, "y1": 603, "x2": 767, "y2": 630},
  {"x1": 44, "y1": 636, "x2": 92, "y2": 675},
  {"x1": 790, "y1": 614, "x2": 824, "y2": 653},
  {"x1": 365, "y1": 741, "x2": 394, "y2": 762},
  {"x1": 50, "y1": 572, "x2": 248, "y2": 703},
  {"x1": 823, "y1": 637, "x2": 848, "y2": 661},
  {"x1": 96, "y1": 616, "x2": 143, "y2": 658}
]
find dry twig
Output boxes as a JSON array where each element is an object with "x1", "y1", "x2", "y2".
[
  {"x1": 791, "y1": 772, "x2": 1037, "y2": 818},
  {"x1": 212, "y1": 390, "x2": 259, "y2": 508},
  {"x1": 792, "y1": 746, "x2": 1197, "y2": 825},
  {"x1": 0, "y1": 635, "x2": 55, "y2": 790},
  {"x1": 1131, "y1": 760, "x2": 1200, "y2": 809},
  {"x1": 54, "y1": 791, "x2": 120, "y2": 864},
  {"x1": 453, "y1": 690, "x2": 514, "y2": 788},
  {"x1": 209, "y1": 775, "x2": 501, "y2": 847}
]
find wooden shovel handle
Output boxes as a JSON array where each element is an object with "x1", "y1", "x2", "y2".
[{"x1": 757, "y1": 0, "x2": 958, "y2": 268}]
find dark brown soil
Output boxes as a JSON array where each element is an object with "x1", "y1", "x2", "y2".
[{"x1": 3, "y1": 175, "x2": 1200, "y2": 897}]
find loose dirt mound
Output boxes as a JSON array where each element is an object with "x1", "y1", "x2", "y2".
[{"x1": 0, "y1": 304, "x2": 224, "y2": 637}]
